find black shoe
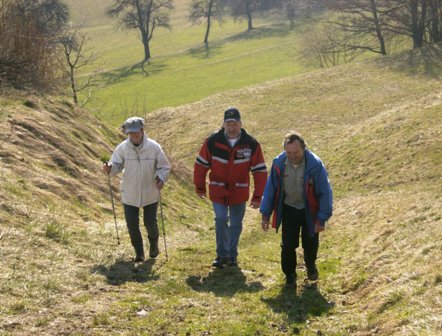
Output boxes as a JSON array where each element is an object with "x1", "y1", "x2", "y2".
[
  {"x1": 212, "y1": 256, "x2": 228, "y2": 268},
  {"x1": 285, "y1": 273, "x2": 296, "y2": 287},
  {"x1": 229, "y1": 257, "x2": 238, "y2": 267},
  {"x1": 307, "y1": 265, "x2": 319, "y2": 281},
  {"x1": 149, "y1": 239, "x2": 159, "y2": 258},
  {"x1": 134, "y1": 254, "x2": 145, "y2": 262}
]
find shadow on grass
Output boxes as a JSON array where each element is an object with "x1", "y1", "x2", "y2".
[
  {"x1": 186, "y1": 266, "x2": 264, "y2": 297},
  {"x1": 262, "y1": 281, "x2": 333, "y2": 325},
  {"x1": 377, "y1": 43, "x2": 442, "y2": 78},
  {"x1": 187, "y1": 23, "x2": 292, "y2": 60},
  {"x1": 91, "y1": 258, "x2": 160, "y2": 285},
  {"x1": 99, "y1": 60, "x2": 169, "y2": 85},
  {"x1": 188, "y1": 43, "x2": 223, "y2": 59},
  {"x1": 226, "y1": 24, "x2": 292, "y2": 43}
]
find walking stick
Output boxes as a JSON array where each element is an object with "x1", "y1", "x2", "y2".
[
  {"x1": 107, "y1": 173, "x2": 120, "y2": 245},
  {"x1": 159, "y1": 191, "x2": 168, "y2": 260}
]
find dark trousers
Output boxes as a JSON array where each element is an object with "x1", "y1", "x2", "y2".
[
  {"x1": 123, "y1": 203, "x2": 159, "y2": 257},
  {"x1": 281, "y1": 204, "x2": 319, "y2": 276}
]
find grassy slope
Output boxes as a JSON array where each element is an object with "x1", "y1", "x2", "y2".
[
  {"x1": 0, "y1": 91, "x2": 206, "y2": 335},
  {"x1": 1, "y1": 45, "x2": 441, "y2": 335},
  {"x1": 144, "y1": 45, "x2": 442, "y2": 335}
]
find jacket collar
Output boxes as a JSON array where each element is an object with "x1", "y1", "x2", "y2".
[
  {"x1": 128, "y1": 133, "x2": 148, "y2": 149},
  {"x1": 274, "y1": 149, "x2": 319, "y2": 173}
]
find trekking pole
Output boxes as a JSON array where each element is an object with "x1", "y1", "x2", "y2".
[
  {"x1": 159, "y1": 190, "x2": 168, "y2": 260},
  {"x1": 107, "y1": 171, "x2": 120, "y2": 245}
]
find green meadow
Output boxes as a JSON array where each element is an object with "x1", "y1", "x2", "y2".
[{"x1": 67, "y1": 0, "x2": 312, "y2": 126}]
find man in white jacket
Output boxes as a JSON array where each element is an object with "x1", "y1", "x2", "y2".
[{"x1": 103, "y1": 117, "x2": 171, "y2": 262}]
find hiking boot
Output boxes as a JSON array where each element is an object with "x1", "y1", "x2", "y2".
[
  {"x1": 307, "y1": 265, "x2": 319, "y2": 281},
  {"x1": 229, "y1": 257, "x2": 238, "y2": 267},
  {"x1": 285, "y1": 273, "x2": 297, "y2": 288},
  {"x1": 149, "y1": 238, "x2": 159, "y2": 258},
  {"x1": 212, "y1": 256, "x2": 228, "y2": 269}
]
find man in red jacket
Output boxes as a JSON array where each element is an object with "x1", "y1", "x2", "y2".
[{"x1": 194, "y1": 107, "x2": 267, "y2": 268}]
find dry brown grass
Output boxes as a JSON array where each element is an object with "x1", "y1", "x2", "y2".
[{"x1": 143, "y1": 48, "x2": 442, "y2": 335}]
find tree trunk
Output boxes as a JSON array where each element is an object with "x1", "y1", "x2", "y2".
[
  {"x1": 246, "y1": 2, "x2": 253, "y2": 31},
  {"x1": 370, "y1": 0, "x2": 387, "y2": 55},
  {"x1": 141, "y1": 16, "x2": 151, "y2": 61},
  {"x1": 418, "y1": 0, "x2": 428, "y2": 46},
  {"x1": 70, "y1": 67, "x2": 78, "y2": 105},
  {"x1": 142, "y1": 34, "x2": 151, "y2": 62},
  {"x1": 204, "y1": 0, "x2": 214, "y2": 44},
  {"x1": 287, "y1": 2, "x2": 295, "y2": 30},
  {"x1": 411, "y1": 0, "x2": 427, "y2": 48},
  {"x1": 429, "y1": 0, "x2": 441, "y2": 42},
  {"x1": 135, "y1": 0, "x2": 151, "y2": 62}
]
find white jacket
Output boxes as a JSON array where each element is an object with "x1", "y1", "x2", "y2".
[{"x1": 110, "y1": 134, "x2": 171, "y2": 207}]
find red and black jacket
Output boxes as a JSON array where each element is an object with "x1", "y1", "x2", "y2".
[{"x1": 194, "y1": 128, "x2": 267, "y2": 205}]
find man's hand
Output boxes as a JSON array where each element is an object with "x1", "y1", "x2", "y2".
[
  {"x1": 155, "y1": 176, "x2": 164, "y2": 190},
  {"x1": 102, "y1": 162, "x2": 111, "y2": 175},
  {"x1": 156, "y1": 180, "x2": 164, "y2": 190},
  {"x1": 315, "y1": 220, "x2": 325, "y2": 233},
  {"x1": 250, "y1": 201, "x2": 260, "y2": 209},
  {"x1": 261, "y1": 217, "x2": 270, "y2": 232}
]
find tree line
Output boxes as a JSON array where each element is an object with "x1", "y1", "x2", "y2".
[
  {"x1": 1, "y1": 0, "x2": 441, "y2": 98},
  {"x1": 304, "y1": 0, "x2": 442, "y2": 67},
  {"x1": 107, "y1": 0, "x2": 325, "y2": 63}
]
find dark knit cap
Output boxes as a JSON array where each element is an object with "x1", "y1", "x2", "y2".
[{"x1": 224, "y1": 107, "x2": 241, "y2": 122}]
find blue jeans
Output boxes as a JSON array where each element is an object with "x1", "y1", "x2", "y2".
[{"x1": 212, "y1": 202, "x2": 246, "y2": 258}]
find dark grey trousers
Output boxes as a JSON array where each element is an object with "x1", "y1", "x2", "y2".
[
  {"x1": 123, "y1": 202, "x2": 159, "y2": 257},
  {"x1": 281, "y1": 204, "x2": 319, "y2": 276}
]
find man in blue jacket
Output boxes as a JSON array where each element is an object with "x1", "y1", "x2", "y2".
[{"x1": 260, "y1": 131, "x2": 332, "y2": 286}]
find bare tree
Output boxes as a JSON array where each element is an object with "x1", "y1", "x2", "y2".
[
  {"x1": 228, "y1": 0, "x2": 262, "y2": 31},
  {"x1": 301, "y1": 22, "x2": 360, "y2": 67},
  {"x1": 107, "y1": 0, "x2": 174, "y2": 64},
  {"x1": 327, "y1": 0, "x2": 442, "y2": 51},
  {"x1": 397, "y1": 0, "x2": 430, "y2": 48},
  {"x1": 57, "y1": 27, "x2": 96, "y2": 106},
  {"x1": 276, "y1": 0, "x2": 327, "y2": 29},
  {"x1": 285, "y1": 0, "x2": 297, "y2": 28},
  {"x1": 378, "y1": 1, "x2": 430, "y2": 48},
  {"x1": 428, "y1": 0, "x2": 442, "y2": 42},
  {"x1": 326, "y1": 0, "x2": 389, "y2": 55},
  {"x1": 0, "y1": 1, "x2": 12, "y2": 70},
  {"x1": 0, "y1": 0, "x2": 69, "y2": 89},
  {"x1": 188, "y1": 0, "x2": 224, "y2": 44}
]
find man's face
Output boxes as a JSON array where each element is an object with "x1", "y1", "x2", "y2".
[
  {"x1": 285, "y1": 140, "x2": 304, "y2": 165},
  {"x1": 128, "y1": 129, "x2": 143, "y2": 145},
  {"x1": 223, "y1": 120, "x2": 242, "y2": 138}
]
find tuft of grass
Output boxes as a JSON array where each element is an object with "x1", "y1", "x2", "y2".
[
  {"x1": 9, "y1": 302, "x2": 27, "y2": 314},
  {"x1": 71, "y1": 293, "x2": 92, "y2": 304},
  {"x1": 23, "y1": 100, "x2": 39, "y2": 109},
  {"x1": 45, "y1": 222, "x2": 69, "y2": 244},
  {"x1": 92, "y1": 313, "x2": 111, "y2": 326},
  {"x1": 377, "y1": 291, "x2": 405, "y2": 314}
]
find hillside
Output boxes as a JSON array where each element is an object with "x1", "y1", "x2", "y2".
[
  {"x1": 145, "y1": 44, "x2": 442, "y2": 335},
  {"x1": 0, "y1": 90, "x2": 206, "y2": 335},
  {"x1": 1, "y1": 45, "x2": 441, "y2": 335}
]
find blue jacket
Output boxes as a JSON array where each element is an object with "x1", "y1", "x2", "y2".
[{"x1": 260, "y1": 150, "x2": 333, "y2": 237}]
